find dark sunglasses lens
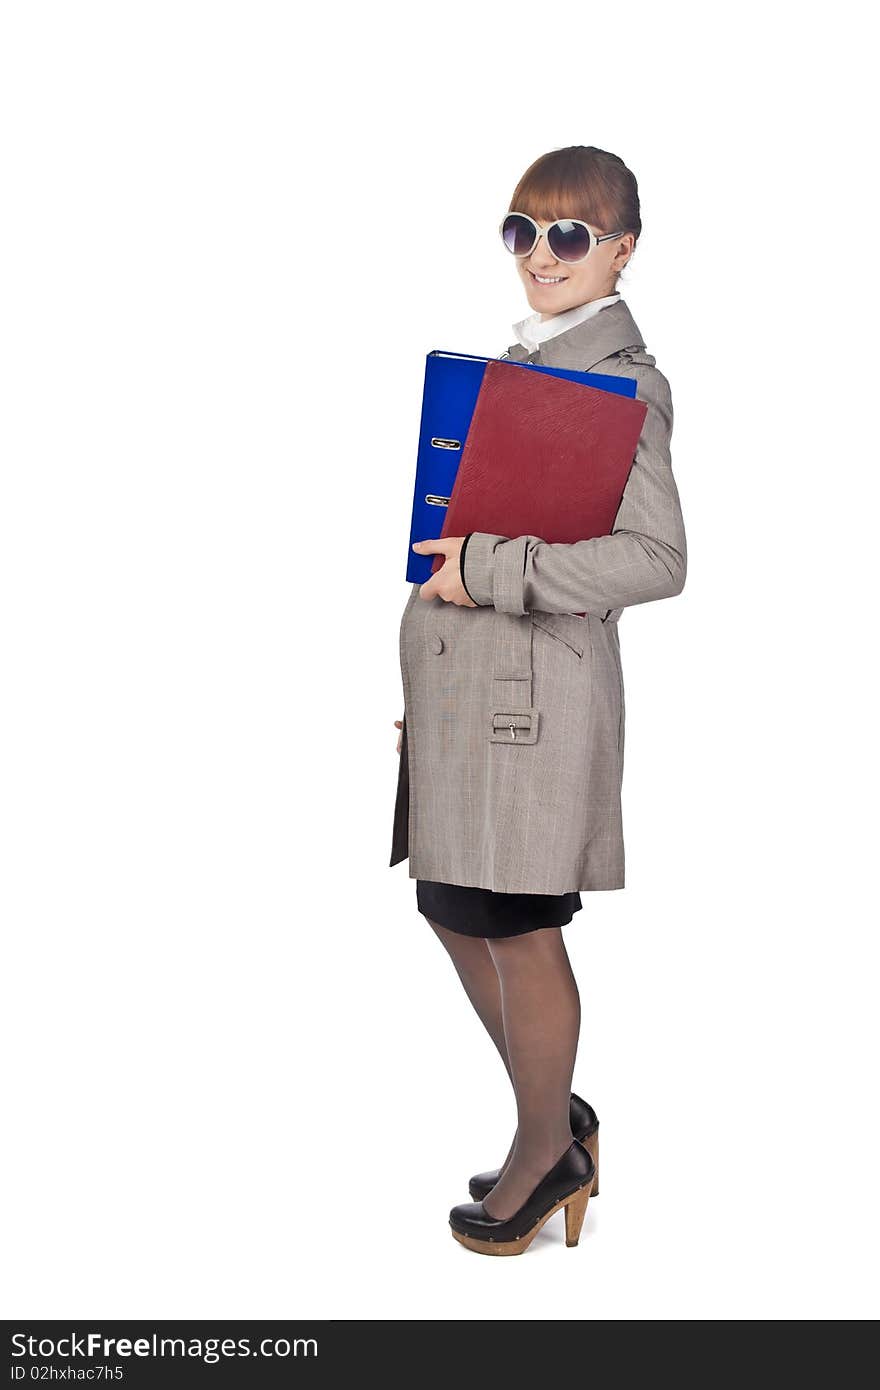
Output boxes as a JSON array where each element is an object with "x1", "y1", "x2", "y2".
[
  {"x1": 501, "y1": 214, "x2": 537, "y2": 256},
  {"x1": 547, "y1": 220, "x2": 591, "y2": 262}
]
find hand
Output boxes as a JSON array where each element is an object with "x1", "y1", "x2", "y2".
[
  {"x1": 412, "y1": 537, "x2": 477, "y2": 606},
  {"x1": 394, "y1": 718, "x2": 403, "y2": 754}
]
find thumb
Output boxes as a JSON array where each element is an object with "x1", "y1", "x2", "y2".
[{"x1": 412, "y1": 538, "x2": 448, "y2": 553}]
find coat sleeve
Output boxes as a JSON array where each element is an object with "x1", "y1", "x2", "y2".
[{"x1": 460, "y1": 363, "x2": 687, "y2": 617}]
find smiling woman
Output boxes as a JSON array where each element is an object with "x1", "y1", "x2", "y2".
[{"x1": 389, "y1": 145, "x2": 686, "y2": 1257}]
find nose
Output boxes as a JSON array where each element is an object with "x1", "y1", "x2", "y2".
[{"x1": 526, "y1": 233, "x2": 560, "y2": 270}]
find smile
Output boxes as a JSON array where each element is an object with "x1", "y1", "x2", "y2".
[{"x1": 528, "y1": 270, "x2": 567, "y2": 285}]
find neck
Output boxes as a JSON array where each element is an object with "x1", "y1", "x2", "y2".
[{"x1": 538, "y1": 290, "x2": 616, "y2": 324}]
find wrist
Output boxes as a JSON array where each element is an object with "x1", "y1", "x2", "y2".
[{"x1": 459, "y1": 532, "x2": 478, "y2": 603}]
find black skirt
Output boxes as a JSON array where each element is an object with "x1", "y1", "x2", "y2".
[{"x1": 416, "y1": 878, "x2": 583, "y2": 939}]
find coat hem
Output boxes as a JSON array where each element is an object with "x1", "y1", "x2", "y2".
[{"x1": 395, "y1": 861, "x2": 625, "y2": 894}]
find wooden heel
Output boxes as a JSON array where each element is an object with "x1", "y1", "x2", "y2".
[
  {"x1": 450, "y1": 1140, "x2": 596, "y2": 1256},
  {"x1": 582, "y1": 1130, "x2": 599, "y2": 1197},
  {"x1": 452, "y1": 1182, "x2": 594, "y2": 1257},
  {"x1": 563, "y1": 1184, "x2": 592, "y2": 1247}
]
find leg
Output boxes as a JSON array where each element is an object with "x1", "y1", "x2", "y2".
[
  {"x1": 426, "y1": 917, "x2": 512, "y2": 1081},
  {"x1": 482, "y1": 926, "x2": 581, "y2": 1220}
]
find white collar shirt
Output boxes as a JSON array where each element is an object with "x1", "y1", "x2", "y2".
[{"x1": 510, "y1": 291, "x2": 621, "y2": 355}]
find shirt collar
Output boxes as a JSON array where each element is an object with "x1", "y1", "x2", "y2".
[{"x1": 512, "y1": 291, "x2": 621, "y2": 354}]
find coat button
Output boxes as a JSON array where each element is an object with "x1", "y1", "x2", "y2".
[{"x1": 430, "y1": 634, "x2": 444, "y2": 654}]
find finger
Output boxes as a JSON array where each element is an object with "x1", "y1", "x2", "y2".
[
  {"x1": 418, "y1": 574, "x2": 440, "y2": 600},
  {"x1": 412, "y1": 538, "x2": 447, "y2": 554}
]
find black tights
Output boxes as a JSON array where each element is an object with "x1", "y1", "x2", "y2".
[{"x1": 428, "y1": 918, "x2": 581, "y2": 1221}]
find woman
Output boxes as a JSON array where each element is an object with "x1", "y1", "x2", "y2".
[{"x1": 390, "y1": 146, "x2": 687, "y2": 1256}]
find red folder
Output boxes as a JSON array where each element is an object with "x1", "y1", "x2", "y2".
[{"x1": 430, "y1": 359, "x2": 648, "y2": 588}]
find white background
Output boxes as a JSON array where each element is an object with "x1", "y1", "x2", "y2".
[{"x1": 2, "y1": 1, "x2": 877, "y2": 1321}]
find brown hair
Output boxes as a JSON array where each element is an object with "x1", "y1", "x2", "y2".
[{"x1": 508, "y1": 146, "x2": 641, "y2": 279}]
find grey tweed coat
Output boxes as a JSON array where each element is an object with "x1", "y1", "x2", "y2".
[{"x1": 389, "y1": 298, "x2": 687, "y2": 894}]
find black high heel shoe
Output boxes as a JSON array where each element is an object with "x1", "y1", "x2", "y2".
[
  {"x1": 468, "y1": 1093, "x2": 600, "y2": 1202},
  {"x1": 450, "y1": 1141, "x2": 596, "y2": 1256}
]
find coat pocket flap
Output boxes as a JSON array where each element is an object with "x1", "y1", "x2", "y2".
[{"x1": 531, "y1": 613, "x2": 586, "y2": 658}]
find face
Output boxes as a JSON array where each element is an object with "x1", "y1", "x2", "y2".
[{"x1": 516, "y1": 216, "x2": 634, "y2": 320}]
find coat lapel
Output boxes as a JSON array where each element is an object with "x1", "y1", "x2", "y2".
[{"x1": 503, "y1": 298, "x2": 647, "y2": 372}]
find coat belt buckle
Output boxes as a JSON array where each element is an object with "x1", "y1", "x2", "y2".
[{"x1": 489, "y1": 708, "x2": 539, "y2": 745}]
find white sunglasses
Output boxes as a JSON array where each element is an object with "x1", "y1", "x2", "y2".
[{"x1": 500, "y1": 211, "x2": 626, "y2": 264}]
